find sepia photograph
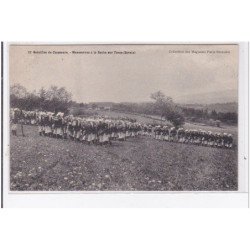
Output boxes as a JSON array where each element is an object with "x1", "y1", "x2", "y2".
[{"x1": 8, "y1": 44, "x2": 239, "y2": 192}]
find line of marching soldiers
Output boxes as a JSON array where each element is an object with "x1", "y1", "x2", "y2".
[
  {"x1": 151, "y1": 125, "x2": 233, "y2": 148},
  {"x1": 37, "y1": 112, "x2": 142, "y2": 145},
  {"x1": 10, "y1": 108, "x2": 234, "y2": 148}
]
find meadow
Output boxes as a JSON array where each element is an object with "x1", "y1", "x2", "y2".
[{"x1": 10, "y1": 121, "x2": 238, "y2": 191}]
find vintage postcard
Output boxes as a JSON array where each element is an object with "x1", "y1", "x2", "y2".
[{"x1": 1, "y1": 43, "x2": 249, "y2": 207}]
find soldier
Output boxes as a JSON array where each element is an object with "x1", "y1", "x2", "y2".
[
  {"x1": 110, "y1": 122, "x2": 117, "y2": 140},
  {"x1": 227, "y1": 134, "x2": 233, "y2": 149},
  {"x1": 147, "y1": 125, "x2": 153, "y2": 137},
  {"x1": 11, "y1": 121, "x2": 18, "y2": 136},
  {"x1": 154, "y1": 125, "x2": 161, "y2": 140},
  {"x1": 207, "y1": 131, "x2": 214, "y2": 147},
  {"x1": 92, "y1": 121, "x2": 99, "y2": 144},
  {"x1": 126, "y1": 123, "x2": 131, "y2": 138},
  {"x1": 87, "y1": 121, "x2": 96, "y2": 144},
  {"x1": 80, "y1": 120, "x2": 87, "y2": 143},
  {"x1": 117, "y1": 122, "x2": 126, "y2": 141},
  {"x1": 62, "y1": 116, "x2": 68, "y2": 139},
  {"x1": 161, "y1": 126, "x2": 168, "y2": 141},
  {"x1": 196, "y1": 130, "x2": 202, "y2": 146},
  {"x1": 98, "y1": 120, "x2": 105, "y2": 145},
  {"x1": 177, "y1": 128, "x2": 184, "y2": 143},
  {"x1": 67, "y1": 118, "x2": 74, "y2": 140},
  {"x1": 189, "y1": 130, "x2": 196, "y2": 144},
  {"x1": 137, "y1": 123, "x2": 142, "y2": 136},
  {"x1": 53, "y1": 114, "x2": 63, "y2": 139},
  {"x1": 102, "y1": 121, "x2": 111, "y2": 145},
  {"x1": 44, "y1": 113, "x2": 53, "y2": 137},
  {"x1": 37, "y1": 112, "x2": 45, "y2": 136},
  {"x1": 183, "y1": 129, "x2": 190, "y2": 143},
  {"x1": 217, "y1": 133, "x2": 224, "y2": 148},
  {"x1": 201, "y1": 131, "x2": 208, "y2": 146},
  {"x1": 75, "y1": 119, "x2": 82, "y2": 142},
  {"x1": 213, "y1": 133, "x2": 219, "y2": 147},
  {"x1": 169, "y1": 127, "x2": 177, "y2": 142},
  {"x1": 192, "y1": 130, "x2": 199, "y2": 145},
  {"x1": 131, "y1": 123, "x2": 136, "y2": 138},
  {"x1": 30, "y1": 111, "x2": 36, "y2": 125}
]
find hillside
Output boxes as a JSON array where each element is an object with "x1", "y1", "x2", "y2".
[
  {"x1": 10, "y1": 125, "x2": 238, "y2": 191},
  {"x1": 175, "y1": 89, "x2": 237, "y2": 104},
  {"x1": 181, "y1": 102, "x2": 238, "y2": 113}
]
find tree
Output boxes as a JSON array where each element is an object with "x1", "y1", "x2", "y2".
[
  {"x1": 166, "y1": 105, "x2": 185, "y2": 127},
  {"x1": 10, "y1": 84, "x2": 29, "y2": 99},
  {"x1": 150, "y1": 90, "x2": 185, "y2": 128},
  {"x1": 45, "y1": 86, "x2": 72, "y2": 102},
  {"x1": 39, "y1": 87, "x2": 46, "y2": 100},
  {"x1": 210, "y1": 110, "x2": 218, "y2": 120},
  {"x1": 41, "y1": 85, "x2": 72, "y2": 113},
  {"x1": 10, "y1": 84, "x2": 32, "y2": 109},
  {"x1": 91, "y1": 103, "x2": 98, "y2": 109},
  {"x1": 150, "y1": 91, "x2": 173, "y2": 119},
  {"x1": 150, "y1": 91, "x2": 173, "y2": 103}
]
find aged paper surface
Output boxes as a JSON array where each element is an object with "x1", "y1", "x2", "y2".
[{"x1": 8, "y1": 44, "x2": 238, "y2": 191}]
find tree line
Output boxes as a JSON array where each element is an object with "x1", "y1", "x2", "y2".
[
  {"x1": 182, "y1": 107, "x2": 237, "y2": 124},
  {"x1": 10, "y1": 84, "x2": 72, "y2": 113},
  {"x1": 10, "y1": 85, "x2": 237, "y2": 127}
]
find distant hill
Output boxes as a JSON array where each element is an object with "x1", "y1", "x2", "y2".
[
  {"x1": 175, "y1": 89, "x2": 237, "y2": 104},
  {"x1": 89, "y1": 102, "x2": 114, "y2": 107},
  {"x1": 181, "y1": 102, "x2": 238, "y2": 113}
]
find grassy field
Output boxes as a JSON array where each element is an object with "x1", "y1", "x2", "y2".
[{"x1": 10, "y1": 124, "x2": 238, "y2": 191}]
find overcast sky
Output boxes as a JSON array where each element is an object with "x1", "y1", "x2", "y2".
[{"x1": 9, "y1": 44, "x2": 238, "y2": 103}]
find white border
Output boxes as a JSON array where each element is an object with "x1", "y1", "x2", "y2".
[
  {"x1": 2, "y1": 42, "x2": 249, "y2": 207},
  {"x1": 238, "y1": 42, "x2": 249, "y2": 193}
]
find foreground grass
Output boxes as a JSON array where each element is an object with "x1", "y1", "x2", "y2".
[{"x1": 10, "y1": 125, "x2": 237, "y2": 191}]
